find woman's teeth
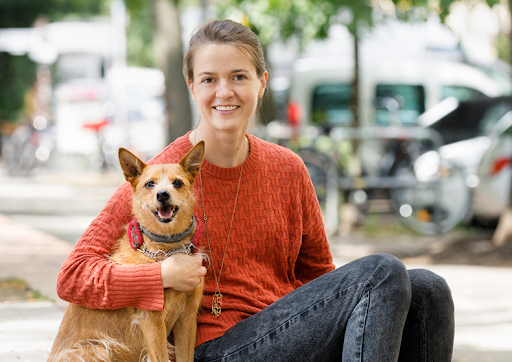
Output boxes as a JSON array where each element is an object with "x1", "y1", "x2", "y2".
[{"x1": 215, "y1": 106, "x2": 238, "y2": 111}]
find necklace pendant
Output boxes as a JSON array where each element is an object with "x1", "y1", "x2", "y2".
[{"x1": 212, "y1": 293, "x2": 222, "y2": 318}]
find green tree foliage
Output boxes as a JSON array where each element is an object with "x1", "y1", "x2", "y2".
[
  {"x1": 125, "y1": 0, "x2": 156, "y2": 68},
  {"x1": 0, "y1": 53, "x2": 36, "y2": 122},
  {"x1": 223, "y1": 0, "x2": 501, "y2": 46},
  {"x1": 0, "y1": 0, "x2": 105, "y2": 28}
]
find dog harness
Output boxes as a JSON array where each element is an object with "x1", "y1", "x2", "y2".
[{"x1": 128, "y1": 215, "x2": 200, "y2": 261}]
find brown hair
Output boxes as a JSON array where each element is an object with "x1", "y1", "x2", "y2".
[{"x1": 183, "y1": 19, "x2": 267, "y2": 82}]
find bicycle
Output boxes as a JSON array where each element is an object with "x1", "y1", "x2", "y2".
[
  {"x1": 381, "y1": 137, "x2": 471, "y2": 234},
  {"x1": 2, "y1": 117, "x2": 55, "y2": 177},
  {"x1": 268, "y1": 122, "x2": 471, "y2": 235},
  {"x1": 82, "y1": 118, "x2": 118, "y2": 173}
]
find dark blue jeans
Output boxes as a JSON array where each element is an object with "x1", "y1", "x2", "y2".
[{"x1": 194, "y1": 254, "x2": 454, "y2": 362}]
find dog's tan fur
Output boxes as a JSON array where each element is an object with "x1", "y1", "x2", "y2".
[{"x1": 48, "y1": 142, "x2": 205, "y2": 362}]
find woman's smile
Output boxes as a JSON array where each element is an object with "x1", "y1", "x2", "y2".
[{"x1": 213, "y1": 105, "x2": 240, "y2": 112}]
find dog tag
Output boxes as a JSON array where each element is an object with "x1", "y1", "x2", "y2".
[{"x1": 212, "y1": 293, "x2": 222, "y2": 318}]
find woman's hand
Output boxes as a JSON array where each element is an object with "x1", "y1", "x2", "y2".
[{"x1": 160, "y1": 253, "x2": 206, "y2": 291}]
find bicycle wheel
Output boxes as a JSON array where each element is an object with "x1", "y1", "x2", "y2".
[
  {"x1": 4, "y1": 126, "x2": 37, "y2": 177},
  {"x1": 296, "y1": 150, "x2": 339, "y2": 236},
  {"x1": 390, "y1": 153, "x2": 471, "y2": 235}
]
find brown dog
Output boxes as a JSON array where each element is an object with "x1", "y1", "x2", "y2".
[{"x1": 48, "y1": 141, "x2": 205, "y2": 362}]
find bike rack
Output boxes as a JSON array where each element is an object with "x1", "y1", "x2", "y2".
[
  {"x1": 265, "y1": 122, "x2": 461, "y2": 235},
  {"x1": 330, "y1": 126, "x2": 445, "y2": 188}
]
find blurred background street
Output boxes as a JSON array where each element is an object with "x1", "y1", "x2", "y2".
[{"x1": 1, "y1": 0, "x2": 512, "y2": 361}]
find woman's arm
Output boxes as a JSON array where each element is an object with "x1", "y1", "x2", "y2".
[
  {"x1": 294, "y1": 160, "x2": 336, "y2": 284},
  {"x1": 56, "y1": 182, "x2": 165, "y2": 310}
]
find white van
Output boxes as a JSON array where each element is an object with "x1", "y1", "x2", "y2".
[
  {"x1": 286, "y1": 56, "x2": 511, "y2": 175},
  {"x1": 287, "y1": 56, "x2": 510, "y2": 128}
]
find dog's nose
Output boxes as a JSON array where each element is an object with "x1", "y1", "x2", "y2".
[{"x1": 156, "y1": 190, "x2": 170, "y2": 203}]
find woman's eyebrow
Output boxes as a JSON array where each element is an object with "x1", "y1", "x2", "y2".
[
  {"x1": 197, "y1": 69, "x2": 250, "y2": 77},
  {"x1": 197, "y1": 71, "x2": 215, "y2": 77}
]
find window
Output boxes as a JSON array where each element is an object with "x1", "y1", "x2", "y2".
[
  {"x1": 374, "y1": 84, "x2": 425, "y2": 126},
  {"x1": 441, "y1": 86, "x2": 487, "y2": 101},
  {"x1": 430, "y1": 97, "x2": 511, "y2": 144},
  {"x1": 311, "y1": 83, "x2": 353, "y2": 126}
]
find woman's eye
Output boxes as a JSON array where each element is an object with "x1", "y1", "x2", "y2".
[
  {"x1": 234, "y1": 74, "x2": 246, "y2": 81},
  {"x1": 145, "y1": 181, "x2": 155, "y2": 188},
  {"x1": 173, "y1": 179, "x2": 183, "y2": 188},
  {"x1": 201, "y1": 77, "x2": 214, "y2": 83}
]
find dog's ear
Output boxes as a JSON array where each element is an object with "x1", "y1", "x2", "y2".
[
  {"x1": 119, "y1": 148, "x2": 147, "y2": 184},
  {"x1": 180, "y1": 141, "x2": 205, "y2": 179}
]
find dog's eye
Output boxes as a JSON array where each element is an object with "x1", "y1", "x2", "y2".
[
  {"x1": 172, "y1": 179, "x2": 183, "y2": 188},
  {"x1": 145, "y1": 181, "x2": 155, "y2": 189}
]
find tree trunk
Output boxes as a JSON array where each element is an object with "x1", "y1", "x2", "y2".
[
  {"x1": 347, "y1": 30, "x2": 362, "y2": 177},
  {"x1": 153, "y1": 0, "x2": 192, "y2": 144},
  {"x1": 491, "y1": 0, "x2": 512, "y2": 246},
  {"x1": 351, "y1": 31, "x2": 359, "y2": 131}
]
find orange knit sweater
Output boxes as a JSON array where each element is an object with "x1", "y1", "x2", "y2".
[{"x1": 56, "y1": 132, "x2": 335, "y2": 347}]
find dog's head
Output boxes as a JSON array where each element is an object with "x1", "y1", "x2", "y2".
[{"x1": 118, "y1": 141, "x2": 205, "y2": 236}]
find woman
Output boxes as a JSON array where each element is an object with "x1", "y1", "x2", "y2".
[{"x1": 57, "y1": 19, "x2": 454, "y2": 361}]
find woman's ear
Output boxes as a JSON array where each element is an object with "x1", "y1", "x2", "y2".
[
  {"x1": 187, "y1": 78, "x2": 196, "y2": 101},
  {"x1": 259, "y1": 71, "x2": 268, "y2": 97}
]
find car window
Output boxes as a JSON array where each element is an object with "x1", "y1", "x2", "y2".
[
  {"x1": 441, "y1": 85, "x2": 487, "y2": 101},
  {"x1": 311, "y1": 83, "x2": 353, "y2": 126},
  {"x1": 429, "y1": 97, "x2": 512, "y2": 144},
  {"x1": 374, "y1": 84, "x2": 425, "y2": 126}
]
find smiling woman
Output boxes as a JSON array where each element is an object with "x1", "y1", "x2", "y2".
[{"x1": 55, "y1": 19, "x2": 455, "y2": 362}]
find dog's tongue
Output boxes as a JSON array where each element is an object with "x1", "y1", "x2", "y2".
[{"x1": 158, "y1": 205, "x2": 173, "y2": 219}]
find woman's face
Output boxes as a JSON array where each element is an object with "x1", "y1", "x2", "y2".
[{"x1": 187, "y1": 43, "x2": 267, "y2": 134}]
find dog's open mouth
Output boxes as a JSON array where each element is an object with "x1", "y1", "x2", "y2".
[{"x1": 153, "y1": 205, "x2": 179, "y2": 223}]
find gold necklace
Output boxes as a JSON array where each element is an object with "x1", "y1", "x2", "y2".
[{"x1": 195, "y1": 129, "x2": 245, "y2": 318}]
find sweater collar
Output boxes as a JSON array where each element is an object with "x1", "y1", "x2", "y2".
[{"x1": 185, "y1": 131, "x2": 259, "y2": 181}]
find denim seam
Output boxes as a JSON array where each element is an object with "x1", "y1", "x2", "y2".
[
  {"x1": 410, "y1": 300, "x2": 427, "y2": 362},
  {"x1": 355, "y1": 291, "x2": 371, "y2": 362},
  {"x1": 208, "y1": 283, "x2": 366, "y2": 362}
]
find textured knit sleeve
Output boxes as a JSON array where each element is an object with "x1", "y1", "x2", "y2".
[
  {"x1": 294, "y1": 158, "x2": 335, "y2": 284},
  {"x1": 56, "y1": 182, "x2": 165, "y2": 310}
]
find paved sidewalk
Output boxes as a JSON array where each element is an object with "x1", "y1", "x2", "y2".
[
  {"x1": 0, "y1": 214, "x2": 72, "y2": 308},
  {"x1": 0, "y1": 301, "x2": 64, "y2": 361},
  {"x1": 0, "y1": 213, "x2": 511, "y2": 361},
  {"x1": 0, "y1": 214, "x2": 71, "y2": 360}
]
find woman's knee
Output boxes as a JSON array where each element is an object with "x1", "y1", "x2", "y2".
[
  {"x1": 356, "y1": 254, "x2": 412, "y2": 303},
  {"x1": 332, "y1": 254, "x2": 410, "y2": 294},
  {"x1": 408, "y1": 269, "x2": 454, "y2": 317},
  {"x1": 370, "y1": 254, "x2": 410, "y2": 282}
]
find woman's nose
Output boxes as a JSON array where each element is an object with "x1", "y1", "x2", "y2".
[{"x1": 216, "y1": 79, "x2": 234, "y2": 99}]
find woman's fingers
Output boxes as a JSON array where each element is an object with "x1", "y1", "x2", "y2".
[{"x1": 160, "y1": 253, "x2": 205, "y2": 291}]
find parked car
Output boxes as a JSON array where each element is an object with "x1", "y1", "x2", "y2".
[
  {"x1": 472, "y1": 113, "x2": 512, "y2": 223},
  {"x1": 416, "y1": 96, "x2": 512, "y2": 223}
]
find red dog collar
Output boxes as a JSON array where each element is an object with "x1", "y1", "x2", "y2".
[{"x1": 128, "y1": 216, "x2": 200, "y2": 252}]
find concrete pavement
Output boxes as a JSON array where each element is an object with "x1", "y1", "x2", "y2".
[{"x1": 0, "y1": 177, "x2": 511, "y2": 361}]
